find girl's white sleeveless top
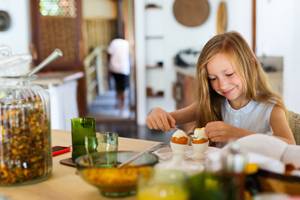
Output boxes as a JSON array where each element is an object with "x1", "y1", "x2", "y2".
[{"x1": 221, "y1": 100, "x2": 275, "y2": 135}]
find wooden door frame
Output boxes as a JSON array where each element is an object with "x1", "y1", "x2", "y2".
[{"x1": 120, "y1": 0, "x2": 138, "y2": 123}]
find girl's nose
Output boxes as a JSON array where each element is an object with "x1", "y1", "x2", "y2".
[{"x1": 218, "y1": 78, "x2": 228, "y2": 90}]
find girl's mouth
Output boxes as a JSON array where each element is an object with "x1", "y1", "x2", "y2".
[{"x1": 222, "y1": 87, "x2": 235, "y2": 96}]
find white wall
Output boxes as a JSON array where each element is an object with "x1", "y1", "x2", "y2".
[
  {"x1": 256, "y1": 0, "x2": 300, "y2": 113},
  {"x1": 134, "y1": 0, "x2": 147, "y2": 125},
  {"x1": 291, "y1": 1, "x2": 300, "y2": 113},
  {"x1": 135, "y1": 0, "x2": 252, "y2": 125},
  {"x1": 0, "y1": 0, "x2": 30, "y2": 54}
]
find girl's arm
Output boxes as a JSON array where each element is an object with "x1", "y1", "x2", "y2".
[
  {"x1": 270, "y1": 105, "x2": 296, "y2": 144},
  {"x1": 146, "y1": 103, "x2": 197, "y2": 132},
  {"x1": 170, "y1": 102, "x2": 197, "y2": 124}
]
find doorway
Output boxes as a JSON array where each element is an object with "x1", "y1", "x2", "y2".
[
  {"x1": 31, "y1": 0, "x2": 137, "y2": 123},
  {"x1": 82, "y1": 0, "x2": 136, "y2": 122}
]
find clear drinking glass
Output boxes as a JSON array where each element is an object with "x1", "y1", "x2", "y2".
[{"x1": 96, "y1": 132, "x2": 118, "y2": 152}]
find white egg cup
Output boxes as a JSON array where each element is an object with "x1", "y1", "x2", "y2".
[
  {"x1": 170, "y1": 142, "x2": 188, "y2": 164},
  {"x1": 191, "y1": 141, "x2": 209, "y2": 160}
]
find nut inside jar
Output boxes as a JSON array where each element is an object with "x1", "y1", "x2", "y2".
[{"x1": 0, "y1": 91, "x2": 51, "y2": 185}]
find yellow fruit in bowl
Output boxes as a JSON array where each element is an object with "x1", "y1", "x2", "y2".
[{"x1": 75, "y1": 151, "x2": 158, "y2": 197}]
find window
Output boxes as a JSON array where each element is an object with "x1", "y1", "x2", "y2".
[{"x1": 39, "y1": 0, "x2": 76, "y2": 17}]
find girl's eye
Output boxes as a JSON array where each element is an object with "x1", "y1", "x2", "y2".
[
  {"x1": 226, "y1": 72, "x2": 234, "y2": 77},
  {"x1": 208, "y1": 77, "x2": 216, "y2": 81}
]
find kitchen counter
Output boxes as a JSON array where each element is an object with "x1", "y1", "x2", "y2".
[
  {"x1": 33, "y1": 71, "x2": 84, "y2": 131},
  {"x1": 33, "y1": 71, "x2": 84, "y2": 86},
  {"x1": 0, "y1": 130, "x2": 159, "y2": 200}
]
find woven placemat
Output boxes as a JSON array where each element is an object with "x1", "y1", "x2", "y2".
[{"x1": 173, "y1": 0, "x2": 210, "y2": 27}]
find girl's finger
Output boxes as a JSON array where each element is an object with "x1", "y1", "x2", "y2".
[
  {"x1": 153, "y1": 117, "x2": 164, "y2": 131},
  {"x1": 167, "y1": 114, "x2": 176, "y2": 128},
  {"x1": 210, "y1": 136, "x2": 226, "y2": 142},
  {"x1": 146, "y1": 118, "x2": 154, "y2": 129},
  {"x1": 206, "y1": 130, "x2": 220, "y2": 138},
  {"x1": 148, "y1": 118, "x2": 159, "y2": 130},
  {"x1": 160, "y1": 114, "x2": 171, "y2": 131}
]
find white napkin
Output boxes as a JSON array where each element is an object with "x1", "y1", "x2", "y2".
[
  {"x1": 247, "y1": 152, "x2": 285, "y2": 174},
  {"x1": 221, "y1": 134, "x2": 289, "y2": 174},
  {"x1": 281, "y1": 145, "x2": 300, "y2": 168},
  {"x1": 207, "y1": 149, "x2": 285, "y2": 174},
  {"x1": 233, "y1": 134, "x2": 288, "y2": 160}
]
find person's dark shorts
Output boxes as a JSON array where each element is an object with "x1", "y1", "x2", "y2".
[{"x1": 111, "y1": 72, "x2": 129, "y2": 92}]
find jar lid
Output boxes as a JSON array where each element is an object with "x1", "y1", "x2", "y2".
[{"x1": 0, "y1": 54, "x2": 32, "y2": 77}]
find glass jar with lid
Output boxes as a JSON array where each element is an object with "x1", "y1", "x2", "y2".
[{"x1": 0, "y1": 76, "x2": 52, "y2": 185}]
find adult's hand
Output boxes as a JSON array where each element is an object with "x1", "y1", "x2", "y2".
[{"x1": 146, "y1": 107, "x2": 176, "y2": 132}]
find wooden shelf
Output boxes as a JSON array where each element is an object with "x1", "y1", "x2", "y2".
[
  {"x1": 145, "y1": 4, "x2": 162, "y2": 9},
  {"x1": 146, "y1": 87, "x2": 164, "y2": 98},
  {"x1": 147, "y1": 93, "x2": 164, "y2": 98},
  {"x1": 146, "y1": 35, "x2": 164, "y2": 40},
  {"x1": 146, "y1": 65, "x2": 163, "y2": 69}
]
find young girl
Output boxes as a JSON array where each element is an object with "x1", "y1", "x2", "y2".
[{"x1": 146, "y1": 31, "x2": 295, "y2": 145}]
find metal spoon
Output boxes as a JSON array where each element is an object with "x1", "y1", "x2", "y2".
[
  {"x1": 26, "y1": 48, "x2": 63, "y2": 77},
  {"x1": 117, "y1": 142, "x2": 167, "y2": 168}
]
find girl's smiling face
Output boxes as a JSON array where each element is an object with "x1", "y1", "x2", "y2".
[{"x1": 206, "y1": 53, "x2": 248, "y2": 109}]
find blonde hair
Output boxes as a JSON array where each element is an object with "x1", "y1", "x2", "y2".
[{"x1": 196, "y1": 31, "x2": 285, "y2": 127}]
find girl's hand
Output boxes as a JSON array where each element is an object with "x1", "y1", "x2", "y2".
[
  {"x1": 205, "y1": 121, "x2": 252, "y2": 142},
  {"x1": 146, "y1": 107, "x2": 176, "y2": 132}
]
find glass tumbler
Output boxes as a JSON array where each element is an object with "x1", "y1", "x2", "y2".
[{"x1": 96, "y1": 132, "x2": 118, "y2": 152}]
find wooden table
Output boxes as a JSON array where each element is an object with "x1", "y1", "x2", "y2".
[{"x1": 0, "y1": 130, "x2": 159, "y2": 200}]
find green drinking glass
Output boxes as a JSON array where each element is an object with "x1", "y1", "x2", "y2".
[{"x1": 71, "y1": 117, "x2": 97, "y2": 161}]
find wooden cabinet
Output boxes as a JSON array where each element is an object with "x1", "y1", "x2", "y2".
[
  {"x1": 174, "y1": 72, "x2": 196, "y2": 109},
  {"x1": 174, "y1": 69, "x2": 197, "y2": 132}
]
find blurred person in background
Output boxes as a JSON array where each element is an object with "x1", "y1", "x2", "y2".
[{"x1": 107, "y1": 37, "x2": 130, "y2": 110}]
